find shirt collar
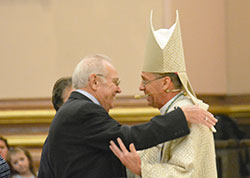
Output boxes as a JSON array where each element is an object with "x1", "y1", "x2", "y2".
[
  {"x1": 159, "y1": 92, "x2": 183, "y2": 115},
  {"x1": 75, "y1": 89, "x2": 100, "y2": 105}
]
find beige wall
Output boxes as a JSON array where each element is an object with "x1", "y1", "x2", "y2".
[
  {"x1": 0, "y1": 0, "x2": 249, "y2": 99},
  {"x1": 163, "y1": 0, "x2": 227, "y2": 94},
  {"x1": 164, "y1": 0, "x2": 250, "y2": 95},
  {"x1": 0, "y1": 0, "x2": 163, "y2": 98},
  {"x1": 226, "y1": 0, "x2": 250, "y2": 94}
]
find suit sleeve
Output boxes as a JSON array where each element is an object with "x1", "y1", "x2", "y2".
[
  {"x1": 82, "y1": 105, "x2": 189, "y2": 151},
  {"x1": 124, "y1": 107, "x2": 190, "y2": 150}
]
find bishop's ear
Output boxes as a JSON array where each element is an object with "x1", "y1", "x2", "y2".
[{"x1": 162, "y1": 76, "x2": 171, "y2": 90}]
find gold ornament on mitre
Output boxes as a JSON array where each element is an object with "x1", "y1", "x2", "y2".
[{"x1": 143, "y1": 10, "x2": 209, "y2": 111}]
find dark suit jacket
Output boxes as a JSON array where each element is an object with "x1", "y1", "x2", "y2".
[{"x1": 38, "y1": 91, "x2": 189, "y2": 178}]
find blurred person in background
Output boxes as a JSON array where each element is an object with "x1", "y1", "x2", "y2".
[
  {"x1": 0, "y1": 137, "x2": 9, "y2": 161},
  {"x1": 6, "y1": 147, "x2": 37, "y2": 178},
  {"x1": 0, "y1": 136, "x2": 10, "y2": 178},
  {"x1": 52, "y1": 77, "x2": 73, "y2": 111}
]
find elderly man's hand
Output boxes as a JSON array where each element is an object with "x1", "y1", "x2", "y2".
[
  {"x1": 109, "y1": 138, "x2": 141, "y2": 176},
  {"x1": 181, "y1": 105, "x2": 217, "y2": 132}
]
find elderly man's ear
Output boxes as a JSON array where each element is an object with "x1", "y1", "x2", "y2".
[{"x1": 89, "y1": 74, "x2": 99, "y2": 90}]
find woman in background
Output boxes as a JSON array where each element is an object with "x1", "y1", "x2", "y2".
[{"x1": 0, "y1": 137, "x2": 9, "y2": 160}]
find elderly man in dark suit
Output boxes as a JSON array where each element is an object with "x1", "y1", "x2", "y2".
[{"x1": 38, "y1": 54, "x2": 216, "y2": 178}]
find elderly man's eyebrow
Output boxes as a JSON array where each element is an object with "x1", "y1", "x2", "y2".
[{"x1": 112, "y1": 77, "x2": 120, "y2": 86}]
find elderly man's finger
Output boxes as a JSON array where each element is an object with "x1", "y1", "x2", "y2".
[
  {"x1": 109, "y1": 140, "x2": 122, "y2": 158},
  {"x1": 204, "y1": 117, "x2": 215, "y2": 126},
  {"x1": 129, "y1": 143, "x2": 137, "y2": 153},
  {"x1": 117, "y1": 137, "x2": 129, "y2": 153},
  {"x1": 210, "y1": 126, "x2": 216, "y2": 132},
  {"x1": 203, "y1": 111, "x2": 217, "y2": 126},
  {"x1": 206, "y1": 113, "x2": 217, "y2": 125},
  {"x1": 204, "y1": 115, "x2": 217, "y2": 132},
  {"x1": 202, "y1": 119, "x2": 211, "y2": 128},
  {"x1": 201, "y1": 117, "x2": 217, "y2": 132},
  {"x1": 205, "y1": 118, "x2": 214, "y2": 127}
]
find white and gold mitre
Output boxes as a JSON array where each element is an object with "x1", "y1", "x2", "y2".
[{"x1": 143, "y1": 11, "x2": 208, "y2": 110}]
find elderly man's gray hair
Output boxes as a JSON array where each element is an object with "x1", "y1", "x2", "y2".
[{"x1": 72, "y1": 54, "x2": 111, "y2": 89}]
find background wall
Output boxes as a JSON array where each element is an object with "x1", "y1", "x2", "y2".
[
  {"x1": 164, "y1": 0, "x2": 227, "y2": 94},
  {"x1": 0, "y1": 0, "x2": 249, "y2": 99},
  {"x1": 164, "y1": 0, "x2": 250, "y2": 95},
  {"x1": 0, "y1": 0, "x2": 163, "y2": 98},
  {"x1": 226, "y1": 0, "x2": 250, "y2": 94}
]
